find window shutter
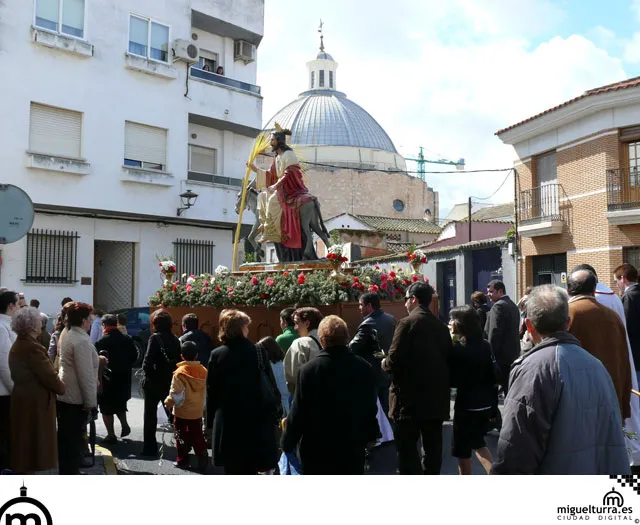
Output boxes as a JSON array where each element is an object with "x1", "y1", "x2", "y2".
[
  {"x1": 30, "y1": 103, "x2": 82, "y2": 158},
  {"x1": 189, "y1": 145, "x2": 216, "y2": 174},
  {"x1": 620, "y1": 126, "x2": 640, "y2": 142},
  {"x1": 125, "y1": 121, "x2": 167, "y2": 166}
]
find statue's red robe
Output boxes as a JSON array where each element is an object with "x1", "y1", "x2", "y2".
[{"x1": 264, "y1": 160, "x2": 314, "y2": 249}]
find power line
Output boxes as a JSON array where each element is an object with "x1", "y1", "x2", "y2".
[
  {"x1": 300, "y1": 160, "x2": 512, "y2": 175},
  {"x1": 470, "y1": 169, "x2": 514, "y2": 201}
]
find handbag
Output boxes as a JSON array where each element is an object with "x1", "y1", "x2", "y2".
[
  {"x1": 489, "y1": 347, "x2": 501, "y2": 385},
  {"x1": 256, "y1": 345, "x2": 283, "y2": 420},
  {"x1": 138, "y1": 334, "x2": 176, "y2": 398}
]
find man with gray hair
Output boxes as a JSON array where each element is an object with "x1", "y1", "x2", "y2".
[{"x1": 492, "y1": 285, "x2": 630, "y2": 474}]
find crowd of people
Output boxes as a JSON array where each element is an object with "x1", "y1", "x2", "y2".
[{"x1": 0, "y1": 260, "x2": 639, "y2": 475}]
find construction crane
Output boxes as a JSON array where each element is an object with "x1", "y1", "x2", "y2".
[{"x1": 404, "y1": 147, "x2": 465, "y2": 182}]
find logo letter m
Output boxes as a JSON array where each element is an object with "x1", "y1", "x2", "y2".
[{"x1": 7, "y1": 514, "x2": 41, "y2": 525}]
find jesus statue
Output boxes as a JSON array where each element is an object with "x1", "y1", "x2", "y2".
[{"x1": 248, "y1": 126, "x2": 316, "y2": 254}]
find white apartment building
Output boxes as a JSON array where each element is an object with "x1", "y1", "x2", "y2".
[{"x1": 0, "y1": 0, "x2": 264, "y2": 315}]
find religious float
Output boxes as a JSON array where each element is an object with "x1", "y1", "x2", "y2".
[{"x1": 149, "y1": 129, "x2": 437, "y2": 342}]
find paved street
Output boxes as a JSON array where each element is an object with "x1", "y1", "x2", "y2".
[{"x1": 94, "y1": 371, "x2": 499, "y2": 475}]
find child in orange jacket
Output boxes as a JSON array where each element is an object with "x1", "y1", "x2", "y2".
[{"x1": 164, "y1": 341, "x2": 208, "y2": 472}]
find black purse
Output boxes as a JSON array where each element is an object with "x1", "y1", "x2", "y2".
[{"x1": 256, "y1": 345, "x2": 283, "y2": 422}]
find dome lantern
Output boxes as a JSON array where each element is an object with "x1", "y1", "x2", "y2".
[{"x1": 307, "y1": 20, "x2": 337, "y2": 91}]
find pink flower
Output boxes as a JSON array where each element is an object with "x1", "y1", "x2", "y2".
[
  {"x1": 298, "y1": 272, "x2": 306, "y2": 285},
  {"x1": 380, "y1": 273, "x2": 389, "y2": 282},
  {"x1": 266, "y1": 277, "x2": 275, "y2": 287},
  {"x1": 251, "y1": 276, "x2": 259, "y2": 286},
  {"x1": 381, "y1": 282, "x2": 388, "y2": 291},
  {"x1": 227, "y1": 286, "x2": 234, "y2": 292},
  {"x1": 172, "y1": 284, "x2": 177, "y2": 292},
  {"x1": 186, "y1": 284, "x2": 192, "y2": 294},
  {"x1": 283, "y1": 271, "x2": 289, "y2": 277},
  {"x1": 412, "y1": 275, "x2": 419, "y2": 282},
  {"x1": 368, "y1": 284, "x2": 379, "y2": 293},
  {"x1": 389, "y1": 271, "x2": 396, "y2": 278},
  {"x1": 201, "y1": 287, "x2": 207, "y2": 293},
  {"x1": 203, "y1": 280, "x2": 209, "y2": 286},
  {"x1": 375, "y1": 265, "x2": 380, "y2": 270},
  {"x1": 215, "y1": 286, "x2": 221, "y2": 292}
]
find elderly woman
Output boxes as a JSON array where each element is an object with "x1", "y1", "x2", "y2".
[
  {"x1": 57, "y1": 302, "x2": 99, "y2": 474},
  {"x1": 207, "y1": 309, "x2": 278, "y2": 474},
  {"x1": 9, "y1": 307, "x2": 65, "y2": 474},
  {"x1": 281, "y1": 315, "x2": 379, "y2": 474}
]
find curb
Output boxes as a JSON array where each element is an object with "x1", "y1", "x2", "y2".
[{"x1": 95, "y1": 445, "x2": 118, "y2": 475}]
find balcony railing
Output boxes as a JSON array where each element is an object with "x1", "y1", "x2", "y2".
[
  {"x1": 606, "y1": 168, "x2": 640, "y2": 211},
  {"x1": 190, "y1": 67, "x2": 261, "y2": 95},
  {"x1": 519, "y1": 183, "x2": 563, "y2": 223}
]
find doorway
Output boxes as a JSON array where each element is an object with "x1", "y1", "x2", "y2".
[
  {"x1": 438, "y1": 260, "x2": 456, "y2": 322},
  {"x1": 94, "y1": 241, "x2": 135, "y2": 312}
]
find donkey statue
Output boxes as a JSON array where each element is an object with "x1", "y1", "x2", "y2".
[{"x1": 235, "y1": 180, "x2": 331, "y2": 263}]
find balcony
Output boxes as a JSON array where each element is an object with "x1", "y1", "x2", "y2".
[
  {"x1": 518, "y1": 183, "x2": 565, "y2": 237},
  {"x1": 190, "y1": 67, "x2": 261, "y2": 95},
  {"x1": 606, "y1": 168, "x2": 640, "y2": 225}
]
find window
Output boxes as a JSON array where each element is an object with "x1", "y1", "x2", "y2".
[
  {"x1": 535, "y1": 150, "x2": 557, "y2": 185},
  {"x1": 311, "y1": 71, "x2": 315, "y2": 89},
  {"x1": 189, "y1": 145, "x2": 217, "y2": 176},
  {"x1": 624, "y1": 247, "x2": 640, "y2": 269},
  {"x1": 319, "y1": 70, "x2": 325, "y2": 87},
  {"x1": 124, "y1": 121, "x2": 167, "y2": 170},
  {"x1": 35, "y1": 0, "x2": 85, "y2": 38},
  {"x1": 329, "y1": 71, "x2": 334, "y2": 88},
  {"x1": 29, "y1": 102, "x2": 82, "y2": 158},
  {"x1": 128, "y1": 15, "x2": 169, "y2": 62},
  {"x1": 25, "y1": 229, "x2": 79, "y2": 284},
  {"x1": 174, "y1": 238, "x2": 215, "y2": 279},
  {"x1": 393, "y1": 199, "x2": 405, "y2": 212},
  {"x1": 196, "y1": 52, "x2": 218, "y2": 73}
]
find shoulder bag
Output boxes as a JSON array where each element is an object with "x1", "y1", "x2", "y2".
[
  {"x1": 136, "y1": 334, "x2": 176, "y2": 398},
  {"x1": 256, "y1": 345, "x2": 283, "y2": 422}
]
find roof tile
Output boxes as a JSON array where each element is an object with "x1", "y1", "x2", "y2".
[{"x1": 354, "y1": 215, "x2": 442, "y2": 234}]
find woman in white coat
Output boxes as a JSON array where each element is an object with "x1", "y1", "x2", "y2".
[{"x1": 57, "y1": 302, "x2": 99, "y2": 475}]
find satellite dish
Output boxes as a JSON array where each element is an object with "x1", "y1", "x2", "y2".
[{"x1": 0, "y1": 184, "x2": 35, "y2": 244}]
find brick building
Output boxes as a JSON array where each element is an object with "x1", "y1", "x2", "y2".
[{"x1": 497, "y1": 76, "x2": 640, "y2": 295}]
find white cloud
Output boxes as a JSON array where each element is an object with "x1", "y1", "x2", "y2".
[
  {"x1": 624, "y1": 32, "x2": 640, "y2": 63},
  {"x1": 257, "y1": 0, "x2": 627, "y2": 216},
  {"x1": 632, "y1": 0, "x2": 640, "y2": 21}
]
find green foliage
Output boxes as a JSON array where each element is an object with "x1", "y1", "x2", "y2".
[
  {"x1": 148, "y1": 266, "x2": 433, "y2": 308},
  {"x1": 329, "y1": 229, "x2": 341, "y2": 246}
]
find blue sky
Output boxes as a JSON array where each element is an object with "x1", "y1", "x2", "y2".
[{"x1": 257, "y1": 0, "x2": 640, "y2": 217}]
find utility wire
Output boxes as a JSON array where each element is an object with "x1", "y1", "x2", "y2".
[
  {"x1": 470, "y1": 169, "x2": 514, "y2": 201},
  {"x1": 300, "y1": 160, "x2": 512, "y2": 175}
]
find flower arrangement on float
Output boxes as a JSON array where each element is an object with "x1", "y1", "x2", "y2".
[
  {"x1": 407, "y1": 248, "x2": 428, "y2": 274},
  {"x1": 149, "y1": 265, "x2": 431, "y2": 309}
]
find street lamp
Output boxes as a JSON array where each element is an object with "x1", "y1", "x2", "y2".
[{"x1": 177, "y1": 189, "x2": 199, "y2": 216}]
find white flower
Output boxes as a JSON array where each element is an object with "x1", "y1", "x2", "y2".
[
  {"x1": 328, "y1": 244, "x2": 344, "y2": 255},
  {"x1": 236, "y1": 281, "x2": 243, "y2": 287},
  {"x1": 163, "y1": 279, "x2": 169, "y2": 286},
  {"x1": 159, "y1": 260, "x2": 176, "y2": 271},
  {"x1": 182, "y1": 273, "x2": 187, "y2": 279},
  {"x1": 187, "y1": 275, "x2": 196, "y2": 285},
  {"x1": 413, "y1": 249, "x2": 427, "y2": 259},
  {"x1": 215, "y1": 265, "x2": 229, "y2": 276}
]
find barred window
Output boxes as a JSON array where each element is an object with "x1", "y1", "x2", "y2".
[
  {"x1": 174, "y1": 238, "x2": 215, "y2": 278},
  {"x1": 25, "y1": 229, "x2": 79, "y2": 284},
  {"x1": 624, "y1": 247, "x2": 640, "y2": 270}
]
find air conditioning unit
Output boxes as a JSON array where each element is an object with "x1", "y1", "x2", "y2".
[
  {"x1": 172, "y1": 39, "x2": 199, "y2": 63},
  {"x1": 234, "y1": 40, "x2": 256, "y2": 63}
]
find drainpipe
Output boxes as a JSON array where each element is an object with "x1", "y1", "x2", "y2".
[{"x1": 468, "y1": 197, "x2": 472, "y2": 242}]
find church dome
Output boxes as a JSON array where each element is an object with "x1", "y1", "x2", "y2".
[
  {"x1": 265, "y1": 90, "x2": 399, "y2": 153},
  {"x1": 264, "y1": 38, "x2": 399, "y2": 154}
]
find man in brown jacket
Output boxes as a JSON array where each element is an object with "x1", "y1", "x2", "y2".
[
  {"x1": 567, "y1": 269, "x2": 631, "y2": 421},
  {"x1": 381, "y1": 282, "x2": 452, "y2": 474}
]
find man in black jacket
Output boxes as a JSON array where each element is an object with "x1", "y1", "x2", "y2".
[
  {"x1": 382, "y1": 282, "x2": 452, "y2": 474},
  {"x1": 180, "y1": 313, "x2": 213, "y2": 367},
  {"x1": 615, "y1": 263, "x2": 640, "y2": 384},
  {"x1": 282, "y1": 315, "x2": 379, "y2": 474},
  {"x1": 485, "y1": 280, "x2": 520, "y2": 395},
  {"x1": 349, "y1": 292, "x2": 396, "y2": 415}
]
